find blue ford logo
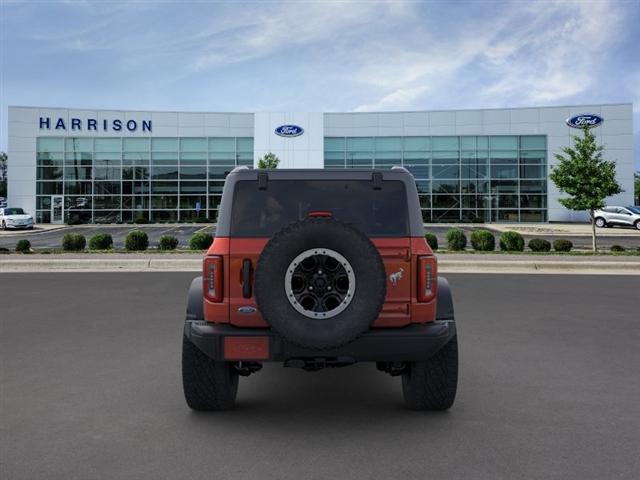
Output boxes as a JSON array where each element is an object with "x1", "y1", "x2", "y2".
[
  {"x1": 275, "y1": 125, "x2": 304, "y2": 137},
  {"x1": 566, "y1": 114, "x2": 603, "y2": 129},
  {"x1": 238, "y1": 306, "x2": 257, "y2": 314}
]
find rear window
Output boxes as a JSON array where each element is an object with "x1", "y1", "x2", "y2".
[{"x1": 230, "y1": 180, "x2": 409, "y2": 237}]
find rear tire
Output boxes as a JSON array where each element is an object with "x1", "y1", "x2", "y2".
[
  {"x1": 182, "y1": 335, "x2": 239, "y2": 410},
  {"x1": 595, "y1": 217, "x2": 606, "y2": 228},
  {"x1": 402, "y1": 335, "x2": 458, "y2": 410}
]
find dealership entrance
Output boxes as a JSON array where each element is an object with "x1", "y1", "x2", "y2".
[{"x1": 51, "y1": 195, "x2": 64, "y2": 224}]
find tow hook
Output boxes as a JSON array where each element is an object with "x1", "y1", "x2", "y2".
[
  {"x1": 235, "y1": 362, "x2": 263, "y2": 376},
  {"x1": 284, "y1": 357, "x2": 356, "y2": 371}
]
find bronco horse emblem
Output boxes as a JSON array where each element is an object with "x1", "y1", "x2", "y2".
[{"x1": 389, "y1": 268, "x2": 404, "y2": 286}]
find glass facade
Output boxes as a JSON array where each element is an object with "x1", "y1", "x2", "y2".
[
  {"x1": 36, "y1": 137, "x2": 253, "y2": 223},
  {"x1": 35, "y1": 134, "x2": 547, "y2": 224},
  {"x1": 324, "y1": 135, "x2": 547, "y2": 222}
]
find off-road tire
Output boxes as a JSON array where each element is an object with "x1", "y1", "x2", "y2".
[
  {"x1": 182, "y1": 335, "x2": 239, "y2": 410},
  {"x1": 402, "y1": 335, "x2": 458, "y2": 410},
  {"x1": 595, "y1": 217, "x2": 606, "y2": 228},
  {"x1": 254, "y1": 217, "x2": 386, "y2": 350}
]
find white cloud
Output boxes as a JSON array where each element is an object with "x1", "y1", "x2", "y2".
[
  {"x1": 192, "y1": 1, "x2": 409, "y2": 71},
  {"x1": 351, "y1": 0, "x2": 629, "y2": 111},
  {"x1": 354, "y1": 85, "x2": 429, "y2": 111},
  {"x1": 478, "y1": 0, "x2": 625, "y2": 104}
]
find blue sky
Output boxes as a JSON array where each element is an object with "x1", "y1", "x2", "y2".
[{"x1": 1, "y1": 0, "x2": 639, "y2": 167}]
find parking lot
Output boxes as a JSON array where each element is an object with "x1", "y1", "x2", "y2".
[
  {"x1": 0, "y1": 223, "x2": 638, "y2": 250},
  {"x1": 2, "y1": 273, "x2": 639, "y2": 479},
  {"x1": 0, "y1": 225, "x2": 214, "y2": 249}
]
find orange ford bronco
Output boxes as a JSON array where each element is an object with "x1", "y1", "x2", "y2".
[{"x1": 182, "y1": 167, "x2": 458, "y2": 410}]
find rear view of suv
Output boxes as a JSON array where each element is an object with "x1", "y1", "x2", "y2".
[{"x1": 182, "y1": 167, "x2": 458, "y2": 410}]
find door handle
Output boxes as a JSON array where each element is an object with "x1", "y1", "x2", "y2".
[{"x1": 242, "y1": 259, "x2": 252, "y2": 298}]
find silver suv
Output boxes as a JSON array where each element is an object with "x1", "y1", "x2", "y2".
[{"x1": 594, "y1": 206, "x2": 640, "y2": 230}]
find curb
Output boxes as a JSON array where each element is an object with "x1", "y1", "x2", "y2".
[
  {"x1": 1, "y1": 258, "x2": 639, "y2": 274},
  {"x1": 439, "y1": 260, "x2": 640, "y2": 275}
]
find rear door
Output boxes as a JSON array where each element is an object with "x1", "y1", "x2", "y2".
[
  {"x1": 226, "y1": 178, "x2": 412, "y2": 328},
  {"x1": 373, "y1": 238, "x2": 412, "y2": 327}
]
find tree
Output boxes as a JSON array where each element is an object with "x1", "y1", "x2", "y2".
[
  {"x1": 549, "y1": 127, "x2": 622, "y2": 252},
  {"x1": 0, "y1": 152, "x2": 7, "y2": 198},
  {"x1": 634, "y1": 171, "x2": 640, "y2": 205},
  {"x1": 257, "y1": 152, "x2": 280, "y2": 169}
]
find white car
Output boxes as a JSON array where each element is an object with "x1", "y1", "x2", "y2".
[
  {"x1": 0, "y1": 207, "x2": 35, "y2": 230},
  {"x1": 594, "y1": 206, "x2": 640, "y2": 230}
]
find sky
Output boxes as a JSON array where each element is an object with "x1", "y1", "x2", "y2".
[{"x1": 1, "y1": 0, "x2": 639, "y2": 167}]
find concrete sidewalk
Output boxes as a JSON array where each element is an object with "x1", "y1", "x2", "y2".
[{"x1": 2, "y1": 253, "x2": 639, "y2": 274}]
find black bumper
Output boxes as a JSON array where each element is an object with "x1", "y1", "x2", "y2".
[{"x1": 184, "y1": 320, "x2": 456, "y2": 363}]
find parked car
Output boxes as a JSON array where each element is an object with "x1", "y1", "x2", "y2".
[
  {"x1": 182, "y1": 166, "x2": 457, "y2": 411},
  {"x1": 594, "y1": 206, "x2": 640, "y2": 230},
  {"x1": 0, "y1": 197, "x2": 7, "y2": 208},
  {"x1": 0, "y1": 207, "x2": 35, "y2": 230}
]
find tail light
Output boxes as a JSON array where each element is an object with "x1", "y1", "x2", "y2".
[
  {"x1": 203, "y1": 256, "x2": 223, "y2": 302},
  {"x1": 417, "y1": 256, "x2": 437, "y2": 302}
]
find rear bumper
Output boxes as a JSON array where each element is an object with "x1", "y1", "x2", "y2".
[{"x1": 184, "y1": 320, "x2": 456, "y2": 363}]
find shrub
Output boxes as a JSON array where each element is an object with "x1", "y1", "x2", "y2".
[
  {"x1": 0, "y1": 247, "x2": 10, "y2": 253},
  {"x1": 528, "y1": 238, "x2": 551, "y2": 252},
  {"x1": 15, "y1": 239, "x2": 31, "y2": 253},
  {"x1": 125, "y1": 230, "x2": 149, "y2": 251},
  {"x1": 62, "y1": 233, "x2": 86, "y2": 252},
  {"x1": 471, "y1": 217, "x2": 484, "y2": 224},
  {"x1": 134, "y1": 216, "x2": 149, "y2": 224},
  {"x1": 470, "y1": 229, "x2": 495, "y2": 251},
  {"x1": 445, "y1": 228, "x2": 467, "y2": 251},
  {"x1": 610, "y1": 244, "x2": 625, "y2": 252},
  {"x1": 66, "y1": 216, "x2": 83, "y2": 225},
  {"x1": 88, "y1": 233, "x2": 113, "y2": 250},
  {"x1": 158, "y1": 235, "x2": 179, "y2": 251},
  {"x1": 553, "y1": 239, "x2": 573, "y2": 252},
  {"x1": 424, "y1": 232, "x2": 438, "y2": 251},
  {"x1": 499, "y1": 231, "x2": 524, "y2": 252},
  {"x1": 189, "y1": 232, "x2": 214, "y2": 250}
]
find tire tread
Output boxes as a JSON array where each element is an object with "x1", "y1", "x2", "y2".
[
  {"x1": 402, "y1": 335, "x2": 458, "y2": 410},
  {"x1": 182, "y1": 335, "x2": 238, "y2": 410}
]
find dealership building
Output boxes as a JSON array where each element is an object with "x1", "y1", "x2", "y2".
[{"x1": 6, "y1": 103, "x2": 634, "y2": 224}]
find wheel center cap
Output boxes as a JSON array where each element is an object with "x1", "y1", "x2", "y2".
[{"x1": 313, "y1": 277, "x2": 327, "y2": 289}]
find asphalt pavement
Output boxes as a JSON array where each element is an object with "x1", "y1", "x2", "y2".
[
  {"x1": 0, "y1": 225, "x2": 213, "y2": 249},
  {"x1": 1, "y1": 273, "x2": 639, "y2": 479}
]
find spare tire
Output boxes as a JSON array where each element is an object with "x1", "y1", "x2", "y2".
[{"x1": 254, "y1": 217, "x2": 386, "y2": 349}]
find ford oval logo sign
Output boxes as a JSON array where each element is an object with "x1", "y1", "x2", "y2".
[
  {"x1": 275, "y1": 125, "x2": 304, "y2": 137},
  {"x1": 237, "y1": 306, "x2": 257, "y2": 314},
  {"x1": 566, "y1": 114, "x2": 603, "y2": 129}
]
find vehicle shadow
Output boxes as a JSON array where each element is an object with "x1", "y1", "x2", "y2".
[{"x1": 182, "y1": 363, "x2": 456, "y2": 439}]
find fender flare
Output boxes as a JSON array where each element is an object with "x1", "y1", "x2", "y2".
[
  {"x1": 186, "y1": 276, "x2": 204, "y2": 320},
  {"x1": 436, "y1": 276, "x2": 454, "y2": 321}
]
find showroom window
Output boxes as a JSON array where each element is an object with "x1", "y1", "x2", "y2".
[
  {"x1": 36, "y1": 136, "x2": 253, "y2": 224},
  {"x1": 324, "y1": 135, "x2": 547, "y2": 222}
]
